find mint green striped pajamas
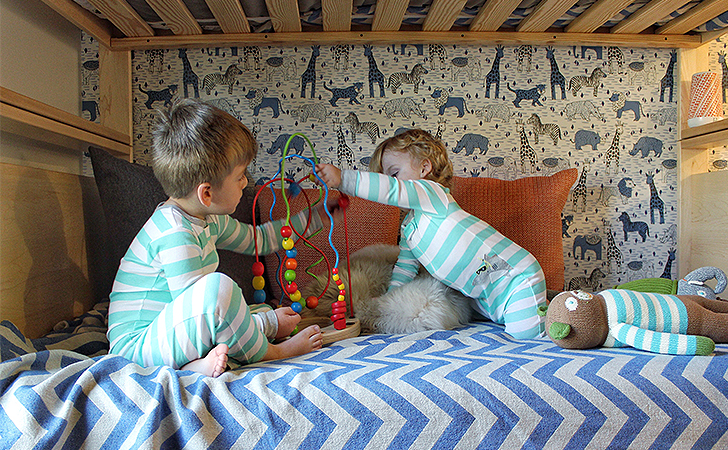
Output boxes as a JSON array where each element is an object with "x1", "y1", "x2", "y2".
[
  {"x1": 339, "y1": 170, "x2": 547, "y2": 339},
  {"x1": 108, "y1": 204, "x2": 320, "y2": 369}
]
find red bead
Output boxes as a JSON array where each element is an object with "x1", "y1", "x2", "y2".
[
  {"x1": 331, "y1": 305, "x2": 347, "y2": 315},
  {"x1": 280, "y1": 226, "x2": 292, "y2": 238},
  {"x1": 306, "y1": 296, "x2": 319, "y2": 309},
  {"x1": 338, "y1": 194, "x2": 350, "y2": 209},
  {"x1": 333, "y1": 318, "x2": 346, "y2": 330},
  {"x1": 285, "y1": 258, "x2": 297, "y2": 270},
  {"x1": 286, "y1": 282, "x2": 298, "y2": 294},
  {"x1": 339, "y1": 289, "x2": 346, "y2": 296},
  {"x1": 331, "y1": 313, "x2": 345, "y2": 322},
  {"x1": 252, "y1": 261, "x2": 265, "y2": 276},
  {"x1": 332, "y1": 268, "x2": 338, "y2": 275},
  {"x1": 333, "y1": 300, "x2": 346, "y2": 309}
]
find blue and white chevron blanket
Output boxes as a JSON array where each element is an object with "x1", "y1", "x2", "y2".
[{"x1": 1, "y1": 302, "x2": 727, "y2": 449}]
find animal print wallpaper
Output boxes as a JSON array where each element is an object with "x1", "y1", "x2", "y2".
[{"x1": 81, "y1": 34, "x2": 728, "y2": 292}]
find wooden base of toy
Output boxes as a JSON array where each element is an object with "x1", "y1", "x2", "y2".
[{"x1": 298, "y1": 317, "x2": 361, "y2": 345}]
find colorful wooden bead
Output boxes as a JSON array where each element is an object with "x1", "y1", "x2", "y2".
[
  {"x1": 253, "y1": 290, "x2": 266, "y2": 303},
  {"x1": 280, "y1": 226, "x2": 292, "y2": 238},
  {"x1": 252, "y1": 261, "x2": 265, "y2": 277},
  {"x1": 284, "y1": 269, "x2": 296, "y2": 282},
  {"x1": 290, "y1": 290, "x2": 301, "y2": 302},
  {"x1": 286, "y1": 247, "x2": 297, "y2": 258},
  {"x1": 282, "y1": 238, "x2": 294, "y2": 250},
  {"x1": 252, "y1": 276, "x2": 266, "y2": 291},
  {"x1": 291, "y1": 302, "x2": 303, "y2": 313},
  {"x1": 285, "y1": 258, "x2": 298, "y2": 270},
  {"x1": 306, "y1": 296, "x2": 319, "y2": 309},
  {"x1": 286, "y1": 282, "x2": 298, "y2": 294}
]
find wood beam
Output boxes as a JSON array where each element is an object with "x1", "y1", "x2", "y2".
[
  {"x1": 371, "y1": 0, "x2": 409, "y2": 31},
  {"x1": 145, "y1": 0, "x2": 202, "y2": 35},
  {"x1": 517, "y1": 0, "x2": 580, "y2": 33},
  {"x1": 84, "y1": 0, "x2": 153, "y2": 37},
  {"x1": 469, "y1": 0, "x2": 522, "y2": 32},
  {"x1": 656, "y1": 0, "x2": 728, "y2": 35},
  {"x1": 565, "y1": 0, "x2": 635, "y2": 33},
  {"x1": 204, "y1": 0, "x2": 250, "y2": 33},
  {"x1": 40, "y1": 0, "x2": 115, "y2": 48},
  {"x1": 422, "y1": 0, "x2": 467, "y2": 32},
  {"x1": 265, "y1": 0, "x2": 302, "y2": 33},
  {"x1": 321, "y1": 0, "x2": 352, "y2": 32},
  {"x1": 611, "y1": 0, "x2": 692, "y2": 34},
  {"x1": 109, "y1": 30, "x2": 703, "y2": 51}
]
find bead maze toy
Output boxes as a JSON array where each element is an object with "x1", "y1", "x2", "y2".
[{"x1": 251, "y1": 133, "x2": 360, "y2": 345}]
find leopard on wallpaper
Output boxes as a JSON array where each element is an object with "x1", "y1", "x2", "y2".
[{"x1": 80, "y1": 34, "x2": 728, "y2": 291}]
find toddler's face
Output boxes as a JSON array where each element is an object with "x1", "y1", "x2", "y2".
[
  {"x1": 381, "y1": 150, "x2": 429, "y2": 181},
  {"x1": 210, "y1": 163, "x2": 248, "y2": 215}
]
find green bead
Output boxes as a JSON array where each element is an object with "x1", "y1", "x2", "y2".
[{"x1": 284, "y1": 269, "x2": 296, "y2": 282}]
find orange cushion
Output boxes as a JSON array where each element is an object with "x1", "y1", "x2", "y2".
[
  {"x1": 256, "y1": 187, "x2": 401, "y2": 301},
  {"x1": 451, "y1": 168, "x2": 578, "y2": 291}
]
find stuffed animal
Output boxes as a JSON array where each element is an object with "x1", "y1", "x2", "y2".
[
  {"x1": 616, "y1": 266, "x2": 727, "y2": 300},
  {"x1": 540, "y1": 289, "x2": 728, "y2": 355}
]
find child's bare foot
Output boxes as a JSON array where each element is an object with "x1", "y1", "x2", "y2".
[
  {"x1": 181, "y1": 344, "x2": 229, "y2": 377},
  {"x1": 275, "y1": 307, "x2": 301, "y2": 339},
  {"x1": 263, "y1": 325, "x2": 323, "y2": 361}
]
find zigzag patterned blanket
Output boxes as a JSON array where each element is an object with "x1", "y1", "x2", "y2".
[{"x1": 1, "y1": 303, "x2": 727, "y2": 449}]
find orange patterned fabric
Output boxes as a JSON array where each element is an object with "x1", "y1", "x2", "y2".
[
  {"x1": 452, "y1": 169, "x2": 578, "y2": 291},
  {"x1": 256, "y1": 187, "x2": 401, "y2": 301}
]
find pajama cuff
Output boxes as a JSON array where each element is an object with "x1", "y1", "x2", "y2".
[{"x1": 253, "y1": 309, "x2": 279, "y2": 339}]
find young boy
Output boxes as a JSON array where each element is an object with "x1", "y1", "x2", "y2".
[
  {"x1": 108, "y1": 99, "x2": 332, "y2": 377},
  {"x1": 315, "y1": 129, "x2": 547, "y2": 339}
]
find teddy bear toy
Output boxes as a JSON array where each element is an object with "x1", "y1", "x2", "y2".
[
  {"x1": 540, "y1": 289, "x2": 728, "y2": 355},
  {"x1": 616, "y1": 266, "x2": 726, "y2": 300}
]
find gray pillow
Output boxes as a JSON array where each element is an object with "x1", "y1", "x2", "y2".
[{"x1": 88, "y1": 147, "x2": 267, "y2": 303}]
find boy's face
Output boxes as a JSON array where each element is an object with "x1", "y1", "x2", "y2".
[
  {"x1": 381, "y1": 150, "x2": 431, "y2": 181},
  {"x1": 209, "y1": 163, "x2": 248, "y2": 215}
]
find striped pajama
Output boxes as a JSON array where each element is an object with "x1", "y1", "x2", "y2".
[
  {"x1": 108, "y1": 204, "x2": 320, "y2": 368},
  {"x1": 339, "y1": 170, "x2": 547, "y2": 339}
]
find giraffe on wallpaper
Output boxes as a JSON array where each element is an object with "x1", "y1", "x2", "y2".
[
  {"x1": 718, "y1": 51, "x2": 727, "y2": 103},
  {"x1": 484, "y1": 45, "x2": 504, "y2": 99},
  {"x1": 301, "y1": 45, "x2": 320, "y2": 98},
  {"x1": 659, "y1": 50, "x2": 677, "y2": 103},
  {"x1": 364, "y1": 44, "x2": 386, "y2": 98},
  {"x1": 178, "y1": 49, "x2": 199, "y2": 98},
  {"x1": 546, "y1": 46, "x2": 566, "y2": 100}
]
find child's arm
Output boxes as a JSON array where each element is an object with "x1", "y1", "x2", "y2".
[
  {"x1": 390, "y1": 243, "x2": 420, "y2": 289},
  {"x1": 316, "y1": 164, "x2": 449, "y2": 215}
]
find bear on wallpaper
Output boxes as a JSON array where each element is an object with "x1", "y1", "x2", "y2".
[{"x1": 80, "y1": 33, "x2": 707, "y2": 291}]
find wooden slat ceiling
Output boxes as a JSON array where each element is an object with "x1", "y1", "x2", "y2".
[{"x1": 42, "y1": 0, "x2": 728, "y2": 50}]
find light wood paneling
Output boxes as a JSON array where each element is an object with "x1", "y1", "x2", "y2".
[
  {"x1": 517, "y1": 0, "x2": 580, "y2": 33},
  {"x1": 422, "y1": 0, "x2": 467, "y2": 32},
  {"x1": 469, "y1": 0, "x2": 522, "y2": 32},
  {"x1": 265, "y1": 0, "x2": 302, "y2": 32},
  {"x1": 204, "y1": 0, "x2": 250, "y2": 33},
  {"x1": 657, "y1": 0, "x2": 728, "y2": 35},
  {"x1": 84, "y1": 0, "x2": 154, "y2": 37},
  {"x1": 611, "y1": 0, "x2": 692, "y2": 34},
  {"x1": 565, "y1": 0, "x2": 635, "y2": 33},
  {"x1": 321, "y1": 0, "x2": 352, "y2": 32},
  {"x1": 146, "y1": 0, "x2": 202, "y2": 35},
  {"x1": 0, "y1": 163, "x2": 97, "y2": 338},
  {"x1": 371, "y1": 0, "x2": 409, "y2": 31}
]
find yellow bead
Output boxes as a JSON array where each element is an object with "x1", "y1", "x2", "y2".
[
  {"x1": 252, "y1": 276, "x2": 265, "y2": 290},
  {"x1": 338, "y1": 295, "x2": 345, "y2": 302},
  {"x1": 332, "y1": 274, "x2": 340, "y2": 282},
  {"x1": 290, "y1": 290, "x2": 302, "y2": 302},
  {"x1": 282, "y1": 238, "x2": 294, "y2": 250}
]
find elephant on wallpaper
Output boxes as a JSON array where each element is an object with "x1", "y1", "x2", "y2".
[{"x1": 573, "y1": 234, "x2": 602, "y2": 260}]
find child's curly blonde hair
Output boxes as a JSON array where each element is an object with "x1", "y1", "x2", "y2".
[{"x1": 368, "y1": 129, "x2": 453, "y2": 189}]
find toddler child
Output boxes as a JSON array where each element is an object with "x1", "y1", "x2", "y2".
[
  {"x1": 315, "y1": 129, "x2": 547, "y2": 339},
  {"x1": 108, "y1": 98, "x2": 333, "y2": 377}
]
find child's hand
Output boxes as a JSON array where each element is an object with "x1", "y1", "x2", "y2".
[
  {"x1": 314, "y1": 164, "x2": 342, "y2": 189},
  {"x1": 275, "y1": 307, "x2": 301, "y2": 339}
]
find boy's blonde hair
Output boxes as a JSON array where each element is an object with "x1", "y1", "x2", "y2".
[
  {"x1": 151, "y1": 98, "x2": 257, "y2": 198},
  {"x1": 369, "y1": 129, "x2": 453, "y2": 189}
]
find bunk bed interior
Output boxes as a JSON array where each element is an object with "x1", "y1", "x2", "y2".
[{"x1": 1, "y1": 0, "x2": 728, "y2": 448}]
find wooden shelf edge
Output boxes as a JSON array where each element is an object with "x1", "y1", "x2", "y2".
[
  {"x1": 1, "y1": 101, "x2": 131, "y2": 159},
  {"x1": 680, "y1": 119, "x2": 728, "y2": 149}
]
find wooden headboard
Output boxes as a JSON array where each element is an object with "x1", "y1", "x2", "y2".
[{"x1": 0, "y1": 162, "x2": 113, "y2": 338}]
